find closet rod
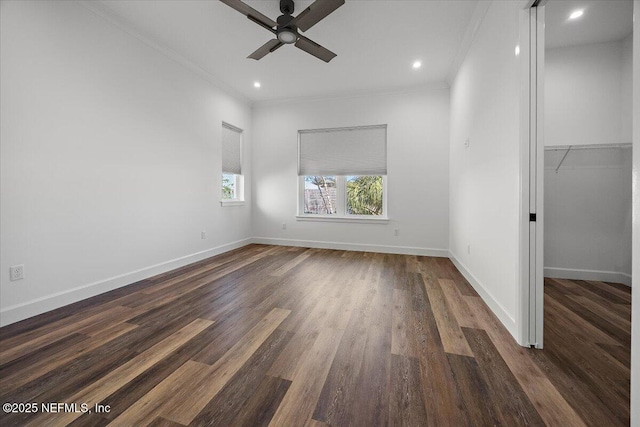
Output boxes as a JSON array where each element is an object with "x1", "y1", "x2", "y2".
[
  {"x1": 555, "y1": 146, "x2": 572, "y2": 173},
  {"x1": 545, "y1": 143, "x2": 632, "y2": 151}
]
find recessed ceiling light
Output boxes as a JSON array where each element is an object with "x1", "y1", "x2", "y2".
[
  {"x1": 412, "y1": 60, "x2": 422, "y2": 69},
  {"x1": 253, "y1": 81, "x2": 261, "y2": 88},
  {"x1": 569, "y1": 9, "x2": 584, "y2": 20}
]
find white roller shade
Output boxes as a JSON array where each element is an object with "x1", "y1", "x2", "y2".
[
  {"x1": 222, "y1": 123, "x2": 242, "y2": 175},
  {"x1": 298, "y1": 125, "x2": 387, "y2": 176}
]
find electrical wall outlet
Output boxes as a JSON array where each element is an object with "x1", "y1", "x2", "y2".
[
  {"x1": 201, "y1": 231, "x2": 206, "y2": 239},
  {"x1": 394, "y1": 228, "x2": 400, "y2": 236},
  {"x1": 464, "y1": 137, "x2": 470, "y2": 149},
  {"x1": 282, "y1": 223, "x2": 287, "y2": 230},
  {"x1": 10, "y1": 264, "x2": 24, "y2": 281}
]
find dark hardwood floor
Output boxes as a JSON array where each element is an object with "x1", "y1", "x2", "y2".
[{"x1": 0, "y1": 245, "x2": 630, "y2": 426}]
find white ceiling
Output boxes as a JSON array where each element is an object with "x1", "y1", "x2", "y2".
[
  {"x1": 545, "y1": 0, "x2": 633, "y2": 49},
  {"x1": 93, "y1": 0, "x2": 478, "y2": 103}
]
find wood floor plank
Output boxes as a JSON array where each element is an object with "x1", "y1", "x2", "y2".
[
  {"x1": 423, "y1": 274, "x2": 473, "y2": 356},
  {"x1": 188, "y1": 328, "x2": 293, "y2": 426},
  {"x1": 597, "y1": 343, "x2": 631, "y2": 368},
  {"x1": 463, "y1": 327, "x2": 545, "y2": 426},
  {"x1": 545, "y1": 283, "x2": 630, "y2": 346},
  {"x1": 577, "y1": 280, "x2": 631, "y2": 305},
  {"x1": 267, "y1": 329, "x2": 320, "y2": 381},
  {"x1": 465, "y1": 297, "x2": 587, "y2": 427},
  {"x1": 126, "y1": 308, "x2": 290, "y2": 426},
  {"x1": 148, "y1": 417, "x2": 186, "y2": 427},
  {"x1": 109, "y1": 360, "x2": 212, "y2": 426},
  {"x1": 389, "y1": 354, "x2": 428, "y2": 427},
  {"x1": 438, "y1": 258, "x2": 479, "y2": 297},
  {"x1": 0, "y1": 305, "x2": 137, "y2": 364},
  {"x1": 310, "y1": 325, "x2": 368, "y2": 425},
  {"x1": 268, "y1": 327, "x2": 344, "y2": 427},
  {"x1": 409, "y1": 274, "x2": 470, "y2": 426},
  {"x1": 224, "y1": 375, "x2": 291, "y2": 427},
  {"x1": 568, "y1": 294, "x2": 631, "y2": 329},
  {"x1": 548, "y1": 278, "x2": 631, "y2": 319},
  {"x1": 27, "y1": 318, "x2": 213, "y2": 427},
  {"x1": 543, "y1": 294, "x2": 620, "y2": 346},
  {"x1": 530, "y1": 337, "x2": 627, "y2": 426},
  {"x1": 270, "y1": 249, "x2": 312, "y2": 277},
  {"x1": 391, "y1": 289, "x2": 416, "y2": 357},
  {"x1": 0, "y1": 322, "x2": 138, "y2": 390},
  {"x1": 438, "y1": 279, "x2": 482, "y2": 329},
  {"x1": 313, "y1": 254, "x2": 393, "y2": 426},
  {"x1": 447, "y1": 353, "x2": 501, "y2": 425}
]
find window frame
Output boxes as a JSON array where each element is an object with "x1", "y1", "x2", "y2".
[
  {"x1": 220, "y1": 122, "x2": 245, "y2": 207},
  {"x1": 297, "y1": 175, "x2": 388, "y2": 223},
  {"x1": 221, "y1": 173, "x2": 244, "y2": 206}
]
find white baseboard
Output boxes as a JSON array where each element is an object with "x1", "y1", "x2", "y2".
[
  {"x1": 251, "y1": 237, "x2": 449, "y2": 257},
  {"x1": 448, "y1": 251, "x2": 519, "y2": 341},
  {"x1": 0, "y1": 238, "x2": 253, "y2": 327},
  {"x1": 544, "y1": 267, "x2": 631, "y2": 287}
]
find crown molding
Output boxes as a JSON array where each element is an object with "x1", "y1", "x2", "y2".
[
  {"x1": 77, "y1": 0, "x2": 251, "y2": 106},
  {"x1": 447, "y1": 0, "x2": 492, "y2": 85},
  {"x1": 252, "y1": 81, "x2": 450, "y2": 109}
]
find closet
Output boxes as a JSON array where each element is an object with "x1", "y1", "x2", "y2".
[{"x1": 544, "y1": 143, "x2": 632, "y2": 285}]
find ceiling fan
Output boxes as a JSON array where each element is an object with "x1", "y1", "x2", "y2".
[{"x1": 219, "y1": 0, "x2": 345, "y2": 62}]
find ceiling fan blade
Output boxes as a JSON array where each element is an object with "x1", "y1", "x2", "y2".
[
  {"x1": 291, "y1": 0, "x2": 345, "y2": 32},
  {"x1": 295, "y1": 35, "x2": 337, "y2": 62},
  {"x1": 219, "y1": 0, "x2": 277, "y2": 31},
  {"x1": 248, "y1": 39, "x2": 284, "y2": 60}
]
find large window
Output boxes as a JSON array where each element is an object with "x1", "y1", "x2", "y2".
[
  {"x1": 298, "y1": 125, "x2": 387, "y2": 220},
  {"x1": 221, "y1": 123, "x2": 244, "y2": 205}
]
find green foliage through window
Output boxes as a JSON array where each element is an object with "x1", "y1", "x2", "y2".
[
  {"x1": 222, "y1": 173, "x2": 235, "y2": 199},
  {"x1": 347, "y1": 176, "x2": 383, "y2": 215}
]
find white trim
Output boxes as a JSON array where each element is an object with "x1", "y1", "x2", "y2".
[
  {"x1": 0, "y1": 238, "x2": 253, "y2": 327},
  {"x1": 449, "y1": 251, "x2": 520, "y2": 342},
  {"x1": 220, "y1": 200, "x2": 245, "y2": 207},
  {"x1": 252, "y1": 82, "x2": 449, "y2": 109},
  {"x1": 78, "y1": 1, "x2": 251, "y2": 106},
  {"x1": 296, "y1": 215, "x2": 388, "y2": 224},
  {"x1": 252, "y1": 237, "x2": 448, "y2": 257},
  {"x1": 447, "y1": 0, "x2": 492, "y2": 84},
  {"x1": 544, "y1": 267, "x2": 632, "y2": 287}
]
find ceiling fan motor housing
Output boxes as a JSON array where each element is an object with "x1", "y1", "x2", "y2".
[{"x1": 280, "y1": 0, "x2": 295, "y2": 15}]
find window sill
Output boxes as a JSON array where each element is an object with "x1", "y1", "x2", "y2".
[
  {"x1": 221, "y1": 200, "x2": 245, "y2": 207},
  {"x1": 296, "y1": 215, "x2": 389, "y2": 224}
]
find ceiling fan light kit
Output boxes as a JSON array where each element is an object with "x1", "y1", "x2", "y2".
[
  {"x1": 277, "y1": 27, "x2": 298, "y2": 44},
  {"x1": 220, "y1": 0, "x2": 345, "y2": 62}
]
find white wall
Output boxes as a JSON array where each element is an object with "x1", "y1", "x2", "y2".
[
  {"x1": 545, "y1": 39, "x2": 633, "y2": 146},
  {"x1": 631, "y1": 1, "x2": 639, "y2": 424},
  {"x1": 449, "y1": 1, "x2": 523, "y2": 340},
  {"x1": 251, "y1": 87, "x2": 450, "y2": 255},
  {"x1": 0, "y1": 0, "x2": 252, "y2": 326},
  {"x1": 544, "y1": 149, "x2": 632, "y2": 285}
]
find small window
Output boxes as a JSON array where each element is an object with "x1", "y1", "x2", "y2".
[{"x1": 221, "y1": 123, "x2": 244, "y2": 205}]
